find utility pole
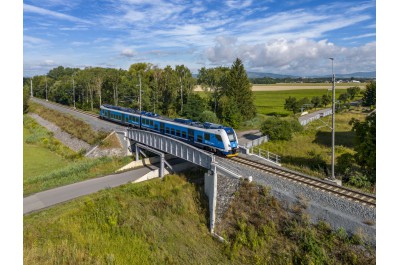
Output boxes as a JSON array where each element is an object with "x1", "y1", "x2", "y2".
[
  {"x1": 45, "y1": 76, "x2": 48, "y2": 101},
  {"x1": 329, "y1": 58, "x2": 335, "y2": 181},
  {"x1": 138, "y1": 73, "x2": 142, "y2": 112},
  {"x1": 30, "y1": 78, "x2": 33, "y2": 97},
  {"x1": 72, "y1": 73, "x2": 76, "y2": 109}
]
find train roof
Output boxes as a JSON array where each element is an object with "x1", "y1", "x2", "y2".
[{"x1": 101, "y1": 104, "x2": 234, "y2": 131}]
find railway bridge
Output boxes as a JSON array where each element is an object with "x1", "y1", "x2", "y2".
[{"x1": 126, "y1": 128, "x2": 242, "y2": 233}]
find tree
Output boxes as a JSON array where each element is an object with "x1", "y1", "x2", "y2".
[
  {"x1": 223, "y1": 58, "x2": 256, "y2": 121},
  {"x1": 182, "y1": 94, "x2": 208, "y2": 121},
  {"x1": 321, "y1": 94, "x2": 331, "y2": 107},
  {"x1": 198, "y1": 110, "x2": 218, "y2": 123},
  {"x1": 197, "y1": 66, "x2": 229, "y2": 113},
  {"x1": 347, "y1": 86, "x2": 361, "y2": 100},
  {"x1": 218, "y1": 95, "x2": 241, "y2": 128},
  {"x1": 23, "y1": 84, "x2": 30, "y2": 113},
  {"x1": 338, "y1": 93, "x2": 349, "y2": 104},
  {"x1": 311, "y1": 96, "x2": 322, "y2": 109},
  {"x1": 175, "y1": 65, "x2": 194, "y2": 114},
  {"x1": 362, "y1": 81, "x2": 376, "y2": 109},
  {"x1": 350, "y1": 111, "x2": 376, "y2": 183},
  {"x1": 284, "y1": 96, "x2": 299, "y2": 114}
]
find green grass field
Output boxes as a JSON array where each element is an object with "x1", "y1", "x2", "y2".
[{"x1": 254, "y1": 89, "x2": 349, "y2": 116}]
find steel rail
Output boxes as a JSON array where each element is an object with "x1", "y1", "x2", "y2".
[
  {"x1": 229, "y1": 156, "x2": 376, "y2": 208},
  {"x1": 33, "y1": 97, "x2": 100, "y2": 118}
]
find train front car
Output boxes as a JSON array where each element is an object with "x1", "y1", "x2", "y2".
[{"x1": 220, "y1": 127, "x2": 239, "y2": 157}]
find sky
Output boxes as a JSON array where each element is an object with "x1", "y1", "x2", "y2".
[{"x1": 23, "y1": 0, "x2": 376, "y2": 77}]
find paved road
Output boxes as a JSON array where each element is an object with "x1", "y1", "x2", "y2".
[{"x1": 24, "y1": 165, "x2": 157, "y2": 215}]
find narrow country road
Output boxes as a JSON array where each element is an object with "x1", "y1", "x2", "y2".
[{"x1": 24, "y1": 165, "x2": 157, "y2": 215}]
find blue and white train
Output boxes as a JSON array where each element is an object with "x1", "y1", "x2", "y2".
[{"x1": 99, "y1": 104, "x2": 239, "y2": 157}]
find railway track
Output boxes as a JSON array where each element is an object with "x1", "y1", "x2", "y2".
[
  {"x1": 228, "y1": 156, "x2": 376, "y2": 208},
  {"x1": 33, "y1": 97, "x2": 100, "y2": 118}
]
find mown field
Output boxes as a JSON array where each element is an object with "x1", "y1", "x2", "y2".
[{"x1": 24, "y1": 174, "x2": 375, "y2": 264}]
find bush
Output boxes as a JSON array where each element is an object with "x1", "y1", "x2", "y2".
[
  {"x1": 260, "y1": 117, "x2": 302, "y2": 141},
  {"x1": 336, "y1": 153, "x2": 356, "y2": 178},
  {"x1": 198, "y1": 110, "x2": 219, "y2": 123},
  {"x1": 347, "y1": 173, "x2": 371, "y2": 189}
]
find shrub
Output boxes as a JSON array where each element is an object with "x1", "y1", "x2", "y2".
[
  {"x1": 347, "y1": 173, "x2": 371, "y2": 189},
  {"x1": 260, "y1": 117, "x2": 303, "y2": 141},
  {"x1": 198, "y1": 110, "x2": 219, "y2": 123},
  {"x1": 260, "y1": 117, "x2": 293, "y2": 141}
]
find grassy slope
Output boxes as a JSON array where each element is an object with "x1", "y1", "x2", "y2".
[
  {"x1": 29, "y1": 102, "x2": 107, "y2": 145},
  {"x1": 24, "y1": 175, "x2": 375, "y2": 264},
  {"x1": 23, "y1": 115, "x2": 133, "y2": 196},
  {"x1": 218, "y1": 181, "x2": 375, "y2": 264},
  {"x1": 24, "y1": 175, "x2": 228, "y2": 264},
  {"x1": 259, "y1": 109, "x2": 367, "y2": 178}
]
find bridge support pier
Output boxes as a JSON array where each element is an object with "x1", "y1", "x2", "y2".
[
  {"x1": 204, "y1": 165, "x2": 218, "y2": 233},
  {"x1": 134, "y1": 143, "x2": 168, "y2": 178}
]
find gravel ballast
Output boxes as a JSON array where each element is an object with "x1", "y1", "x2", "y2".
[
  {"x1": 215, "y1": 155, "x2": 376, "y2": 245},
  {"x1": 29, "y1": 113, "x2": 91, "y2": 152}
]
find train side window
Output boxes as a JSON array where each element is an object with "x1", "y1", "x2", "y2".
[
  {"x1": 215, "y1": 134, "x2": 222, "y2": 141},
  {"x1": 205, "y1": 133, "x2": 210, "y2": 141},
  {"x1": 197, "y1": 135, "x2": 203, "y2": 142},
  {"x1": 154, "y1": 124, "x2": 158, "y2": 130},
  {"x1": 150, "y1": 120, "x2": 153, "y2": 126},
  {"x1": 182, "y1": 131, "x2": 187, "y2": 138},
  {"x1": 171, "y1": 128, "x2": 175, "y2": 135},
  {"x1": 166, "y1": 128, "x2": 170, "y2": 134},
  {"x1": 176, "y1": 130, "x2": 181, "y2": 137}
]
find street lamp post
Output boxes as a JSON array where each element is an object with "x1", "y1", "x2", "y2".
[{"x1": 329, "y1": 58, "x2": 335, "y2": 181}]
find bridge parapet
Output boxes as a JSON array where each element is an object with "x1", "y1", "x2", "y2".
[{"x1": 127, "y1": 128, "x2": 214, "y2": 169}]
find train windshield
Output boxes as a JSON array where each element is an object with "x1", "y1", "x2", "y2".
[{"x1": 227, "y1": 133, "x2": 236, "y2": 142}]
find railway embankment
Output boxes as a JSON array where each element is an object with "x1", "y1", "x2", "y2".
[{"x1": 215, "y1": 155, "x2": 376, "y2": 245}]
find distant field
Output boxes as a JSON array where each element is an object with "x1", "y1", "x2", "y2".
[
  {"x1": 194, "y1": 82, "x2": 366, "y2": 92},
  {"x1": 254, "y1": 89, "x2": 350, "y2": 116},
  {"x1": 194, "y1": 88, "x2": 352, "y2": 116},
  {"x1": 252, "y1": 82, "x2": 366, "y2": 91}
]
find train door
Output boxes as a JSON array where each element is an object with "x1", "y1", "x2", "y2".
[
  {"x1": 160, "y1": 122, "x2": 165, "y2": 134},
  {"x1": 188, "y1": 129, "x2": 194, "y2": 142}
]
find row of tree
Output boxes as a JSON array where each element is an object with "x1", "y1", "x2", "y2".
[{"x1": 23, "y1": 58, "x2": 257, "y2": 128}]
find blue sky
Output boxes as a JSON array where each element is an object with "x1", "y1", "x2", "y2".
[{"x1": 23, "y1": 0, "x2": 376, "y2": 77}]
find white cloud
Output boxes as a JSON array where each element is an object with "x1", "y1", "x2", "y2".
[
  {"x1": 225, "y1": 0, "x2": 253, "y2": 9},
  {"x1": 206, "y1": 36, "x2": 376, "y2": 75},
  {"x1": 121, "y1": 48, "x2": 136, "y2": 57},
  {"x1": 24, "y1": 4, "x2": 93, "y2": 24}
]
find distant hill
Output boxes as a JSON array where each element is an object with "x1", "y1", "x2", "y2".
[
  {"x1": 334, "y1": 71, "x2": 376, "y2": 79},
  {"x1": 246, "y1": 72, "x2": 299, "y2": 78},
  {"x1": 193, "y1": 71, "x2": 376, "y2": 79},
  {"x1": 246, "y1": 71, "x2": 376, "y2": 79}
]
